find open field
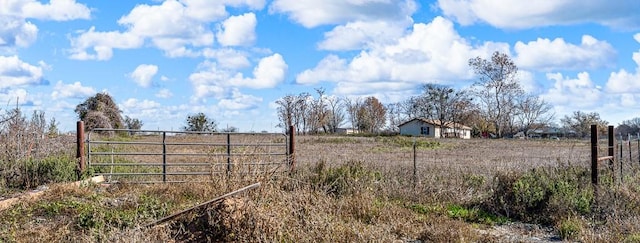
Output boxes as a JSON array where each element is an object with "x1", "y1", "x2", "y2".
[{"x1": 1, "y1": 135, "x2": 640, "y2": 242}]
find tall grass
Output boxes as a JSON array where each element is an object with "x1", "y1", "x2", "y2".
[{"x1": 1, "y1": 134, "x2": 640, "y2": 241}]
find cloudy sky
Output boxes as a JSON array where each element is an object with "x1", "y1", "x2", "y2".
[{"x1": 1, "y1": 0, "x2": 639, "y2": 132}]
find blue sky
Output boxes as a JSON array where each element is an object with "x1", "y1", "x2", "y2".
[{"x1": 1, "y1": 0, "x2": 640, "y2": 132}]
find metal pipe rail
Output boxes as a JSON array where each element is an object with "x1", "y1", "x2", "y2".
[{"x1": 85, "y1": 128, "x2": 291, "y2": 183}]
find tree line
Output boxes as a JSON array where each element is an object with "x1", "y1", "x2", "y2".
[{"x1": 275, "y1": 51, "x2": 613, "y2": 138}]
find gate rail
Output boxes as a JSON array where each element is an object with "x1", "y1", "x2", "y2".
[{"x1": 76, "y1": 122, "x2": 294, "y2": 183}]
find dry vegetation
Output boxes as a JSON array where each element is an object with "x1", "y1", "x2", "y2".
[{"x1": 2, "y1": 133, "x2": 640, "y2": 242}]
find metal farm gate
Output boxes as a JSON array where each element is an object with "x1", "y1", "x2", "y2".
[{"x1": 80, "y1": 127, "x2": 292, "y2": 183}]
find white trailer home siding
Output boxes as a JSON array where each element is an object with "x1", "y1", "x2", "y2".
[
  {"x1": 398, "y1": 118, "x2": 471, "y2": 139},
  {"x1": 398, "y1": 119, "x2": 439, "y2": 138}
]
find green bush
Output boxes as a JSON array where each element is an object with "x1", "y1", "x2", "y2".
[
  {"x1": 447, "y1": 204, "x2": 508, "y2": 225},
  {"x1": 488, "y1": 167, "x2": 593, "y2": 224},
  {"x1": 311, "y1": 160, "x2": 382, "y2": 197},
  {"x1": 558, "y1": 217, "x2": 583, "y2": 240},
  {"x1": 1, "y1": 154, "x2": 77, "y2": 190}
]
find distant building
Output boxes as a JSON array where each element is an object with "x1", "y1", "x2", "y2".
[
  {"x1": 527, "y1": 127, "x2": 576, "y2": 139},
  {"x1": 335, "y1": 127, "x2": 358, "y2": 135},
  {"x1": 398, "y1": 118, "x2": 471, "y2": 139}
]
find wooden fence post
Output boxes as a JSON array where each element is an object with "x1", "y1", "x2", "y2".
[
  {"x1": 289, "y1": 125, "x2": 295, "y2": 172},
  {"x1": 413, "y1": 139, "x2": 417, "y2": 189},
  {"x1": 608, "y1": 125, "x2": 615, "y2": 184},
  {"x1": 76, "y1": 121, "x2": 86, "y2": 179},
  {"x1": 591, "y1": 125, "x2": 598, "y2": 185}
]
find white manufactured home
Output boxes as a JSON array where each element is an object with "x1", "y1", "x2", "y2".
[{"x1": 398, "y1": 118, "x2": 472, "y2": 139}]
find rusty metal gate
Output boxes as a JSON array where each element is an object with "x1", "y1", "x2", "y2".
[{"x1": 85, "y1": 128, "x2": 291, "y2": 183}]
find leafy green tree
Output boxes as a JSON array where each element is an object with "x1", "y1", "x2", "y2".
[
  {"x1": 221, "y1": 126, "x2": 238, "y2": 132},
  {"x1": 47, "y1": 117, "x2": 59, "y2": 136},
  {"x1": 124, "y1": 116, "x2": 143, "y2": 130},
  {"x1": 75, "y1": 92, "x2": 124, "y2": 131},
  {"x1": 183, "y1": 112, "x2": 217, "y2": 132}
]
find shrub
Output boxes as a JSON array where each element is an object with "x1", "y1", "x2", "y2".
[
  {"x1": 487, "y1": 167, "x2": 593, "y2": 225},
  {"x1": 1, "y1": 154, "x2": 77, "y2": 190},
  {"x1": 311, "y1": 160, "x2": 381, "y2": 197},
  {"x1": 557, "y1": 216, "x2": 583, "y2": 240}
]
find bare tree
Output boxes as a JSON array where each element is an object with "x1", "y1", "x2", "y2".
[
  {"x1": 619, "y1": 117, "x2": 640, "y2": 137},
  {"x1": 275, "y1": 94, "x2": 298, "y2": 132},
  {"x1": 386, "y1": 102, "x2": 407, "y2": 133},
  {"x1": 344, "y1": 97, "x2": 362, "y2": 132},
  {"x1": 561, "y1": 111, "x2": 608, "y2": 138},
  {"x1": 308, "y1": 88, "x2": 329, "y2": 133},
  {"x1": 515, "y1": 94, "x2": 554, "y2": 137},
  {"x1": 326, "y1": 96, "x2": 345, "y2": 133},
  {"x1": 405, "y1": 95, "x2": 431, "y2": 119},
  {"x1": 295, "y1": 92, "x2": 311, "y2": 134},
  {"x1": 469, "y1": 51, "x2": 524, "y2": 138}
]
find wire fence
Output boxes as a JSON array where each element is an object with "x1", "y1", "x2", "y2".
[
  {"x1": 294, "y1": 133, "x2": 640, "y2": 188},
  {"x1": 295, "y1": 136, "x2": 594, "y2": 178}
]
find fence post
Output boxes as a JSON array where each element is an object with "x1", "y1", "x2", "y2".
[
  {"x1": 591, "y1": 125, "x2": 598, "y2": 185},
  {"x1": 289, "y1": 125, "x2": 295, "y2": 172},
  {"x1": 608, "y1": 126, "x2": 614, "y2": 166},
  {"x1": 227, "y1": 133, "x2": 231, "y2": 173},
  {"x1": 608, "y1": 126, "x2": 615, "y2": 184},
  {"x1": 162, "y1": 132, "x2": 167, "y2": 183},
  {"x1": 413, "y1": 139, "x2": 417, "y2": 189},
  {"x1": 76, "y1": 121, "x2": 85, "y2": 179}
]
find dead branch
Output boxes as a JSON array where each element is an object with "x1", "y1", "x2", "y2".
[{"x1": 145, "y1": 182, "x2": 260, "y2": 228}]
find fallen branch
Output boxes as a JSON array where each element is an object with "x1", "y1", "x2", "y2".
[{"x1": 145, "y1": 182, "x2": 261, "y2": 228}]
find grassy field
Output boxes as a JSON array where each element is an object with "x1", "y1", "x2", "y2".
[{"x1": 1, "y1": 135, "x2": 640, "y2": 242}]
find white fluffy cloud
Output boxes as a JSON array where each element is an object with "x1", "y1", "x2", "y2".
[
  {"x1": 229, "y1": 53, "x2": 287, "y2": 88},
  {"x1": 218, "y1": 88, "x2": 262, "y2": 110},
  {"x1": 0, "y1": 88, "x2": 30, "y2": 105},
  {"x1": 69, "y1": 0, "x2": 264, "y2": 59},
  {"x1": 129, "y1": 64, "x2": 159, "y2": 88},
  {"x1": 20, "y1": 0, "x2": 91, "y2": 21},
  {"x1": 318, "y1": 20, "x2": 408, "y2": 51},
  {"x1": 515, "y1": 35, "x2": 616, "y2": 71},
  {"x1": 542, "y1": 72, "x2": 603, "y2": 108},
  {"x1": 0, "y1": 55, "x2": 46, "y2": 88},
  {"x1": 51, "y1": 81, "x2": 96, "y2": 100},
  {"x1": 270, "y1": 0, "x2": 416, "y2": 52},
  {"x1": 605, "y1": 33, "x2": 640, "y2": 94},
  {"x1": 121, "y1": 98, "x2": 162, "y2": 110},
  {"x1": 202, "y1": 48, "x2": 251, "y2": 69},
  {"x1": 0, "y1": 17, "x2": 38, "y2": 47},
  {"x1": 0, "y1": 0, "x2": 89, "y2": 48},
  {"x1": 69, "y1": 27, "x2": 144, "y2": 60},
  {"x1": 437, "y1": 0, "x2": 640, "y2": 29},
  {"x1": 296, "y1": 17, "x2": 508, "y2": 96},
  {"x1": 189, "y1": 53, "x2": 287, "y2": 102},
  {"x1": 155, "y1": 88, "x2": 173, "y2": 98},
  {"x1": 217, "y1": 13, "x2": 257, "y2": 46},
  {"x1": 270, "y1": 0, "x2": 417, "y2": 28}
]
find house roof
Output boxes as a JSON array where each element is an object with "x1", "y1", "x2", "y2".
[{"x1": 398, "y1": 118, "x2": 472, "y2": 130}]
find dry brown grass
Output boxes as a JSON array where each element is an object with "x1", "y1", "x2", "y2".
[{"x1": 1, "y1": 135, "x2": 640, "y2": 242}]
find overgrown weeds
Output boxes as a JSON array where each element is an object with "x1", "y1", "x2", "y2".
[
  {"x1": 2, "y1": 135, "x2": 640, "y2": 241},
  {"x1": 0, "y1": 107, "x2": 76, "y2": 192}
]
